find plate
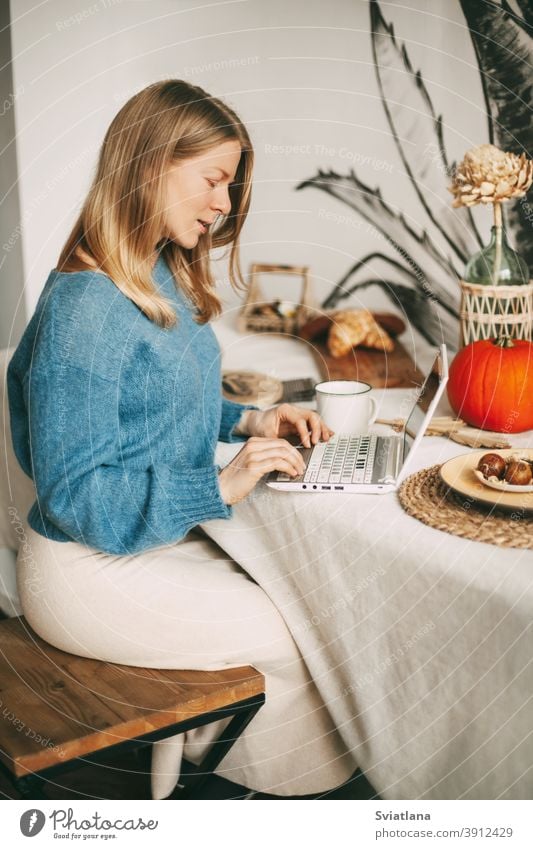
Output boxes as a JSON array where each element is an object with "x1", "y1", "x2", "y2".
[
  {"x1": 439, "y1": 449, "x2": 533, "y2": 514},
  {"x1": 473, "y1": 469, "x2": 533, "y2": 493}
]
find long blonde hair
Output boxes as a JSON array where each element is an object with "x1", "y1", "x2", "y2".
[{"x1": 57, "y1": 80, "x2": 254, "y2": 327}]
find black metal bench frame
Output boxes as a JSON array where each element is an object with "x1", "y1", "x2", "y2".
[{"x1": 0, "y1": 693, "x2": 265, "y2": 800}]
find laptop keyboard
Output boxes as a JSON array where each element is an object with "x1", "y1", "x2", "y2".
[
  {"x1": 306, "y1": 435, "x2": 376, "y2": 484},
  {"x1": 276, "y1": 435, "x2": 383, "y2": 485}
]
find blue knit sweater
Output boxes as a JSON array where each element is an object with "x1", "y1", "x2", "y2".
[{"x1": 8, "y1": 253, "x2": 253, "y2": 554}]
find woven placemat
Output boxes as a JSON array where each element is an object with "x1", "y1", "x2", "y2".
[
  {"x1": 398, "y1": 465, "x2": 533, "y2": 549},
  {"x1": 222, "y1": 370, "x2": 283, "y2": 406}
]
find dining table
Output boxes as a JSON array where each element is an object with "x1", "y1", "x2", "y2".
[{"x1": 203, "y1": 314, "x2": 533, "y2": 801}]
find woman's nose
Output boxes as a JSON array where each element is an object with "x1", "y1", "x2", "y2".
[{"x1": 211, "y1": 185, "x2": 231, "y2": 216}]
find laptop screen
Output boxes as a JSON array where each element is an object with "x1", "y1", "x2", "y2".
[{"x1": 402, "y1": 348, "x2": 446, "y2": 462}]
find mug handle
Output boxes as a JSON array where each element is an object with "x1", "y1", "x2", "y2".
[{"x1": 369, "y1": 397, "x2": 378, "y2": 426}]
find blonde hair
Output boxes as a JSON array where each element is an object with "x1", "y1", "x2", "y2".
[{"x1": 57, "y1": 80, "x2": 254, "y2": 327}]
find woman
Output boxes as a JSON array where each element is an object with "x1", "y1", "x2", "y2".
[{"x1": 7, "y1": 80, "x2": 356, "y2": 798}]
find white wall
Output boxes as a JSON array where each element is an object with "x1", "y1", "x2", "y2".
[
  {"x1": 0, "y1": 0, "x2": 26, "y2": 348},
  {"x1": 9, "y1": 0, "x2": 488, "y2": 318}
]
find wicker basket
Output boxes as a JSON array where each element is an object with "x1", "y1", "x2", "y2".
[
  {"x1": 459, "y1": 279, "x2": 533, "y2": 346},
  {"x1": 238, "y1": 263, "x2": 316, "y2": 334}
]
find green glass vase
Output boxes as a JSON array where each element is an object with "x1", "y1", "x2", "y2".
[{"x1": 464, "y1": 225, "x2": 529, "y2": 286}]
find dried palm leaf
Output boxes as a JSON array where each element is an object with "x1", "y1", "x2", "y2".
[
  {"x1": 502, "y1": 0, "x2": 533, "y2": 31},
  {"x1": 298, "y1": 169, "x2": 461, "y2": 313},
  {"x1": 459, "y1": 0, "x2": 533, "y2": 269},
  {"x1": 370, "y1": 0, "x2": 482, "y2": 261}
]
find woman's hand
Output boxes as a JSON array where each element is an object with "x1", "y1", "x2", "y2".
[
  {"x1": 238, "y1": 404, "x2": 334, "y2": 448},
  {"x1": 218, "y1": 437, "x2": 306, "y2": 505}
]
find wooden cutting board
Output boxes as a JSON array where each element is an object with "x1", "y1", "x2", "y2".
[{"x1": 298, "y1": 314, "x2": 424, "y2": 389}]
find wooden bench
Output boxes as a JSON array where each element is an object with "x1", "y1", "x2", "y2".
[{"x1": 0, "y1": 616, "x2": 265, "y2": 799}]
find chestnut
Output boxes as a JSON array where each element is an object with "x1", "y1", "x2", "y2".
[
  {"x1": 477, "y1": 453, "x2": 506, "y2": 480},
  {"x1": 504, "y1": 460, "x2": 533, "y2": 486}
]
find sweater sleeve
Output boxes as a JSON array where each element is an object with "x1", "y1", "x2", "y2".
[
  {"x1": 218, "y1": 397, "x2": 258, "y2": 443},
  {"x1": 26, "y1": 363, "x2": 231, "y2": 554}
]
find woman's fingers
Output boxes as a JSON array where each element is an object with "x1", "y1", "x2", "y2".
[
  {"x1": 279, "y1": 407, "x2": 326, "y2": 447},
  {"x1": 249, "y1": 447, "x2": 305, "y2": 476},
  {"x1": 251, "y1": 405, "x2": 334, "y2": 446},
  {"x1": 322, "y1": 421, "x2": 335, "y2": 441},
  {"x1": 238, "y1": 441, "x2": 305, "y2": 476},
  {"x1": 253, "y1": 456, "x2": 304, "y2": 478},
  {"x1": 218, "y1": 437, "x2": 308, "y2": 504},
  {"x1": 246, "y1": 436, "x2": 295, "y2": 447},
  {"x1": 305, "y1": 411, "x2": 323, "y2": 445},
  {"x1": 293, "y1": 417, "x2": 312, "y2": 448}
]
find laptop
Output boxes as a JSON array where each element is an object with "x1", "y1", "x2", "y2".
[{"x1": 266, "y1": 344, "x2": 448, "y2": 494}]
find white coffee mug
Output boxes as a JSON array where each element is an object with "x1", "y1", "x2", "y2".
[{"x1": 315, "y1": 380, "x2": 377, "y2": 435}]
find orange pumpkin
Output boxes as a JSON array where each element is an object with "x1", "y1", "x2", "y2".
[{"x1": 447, "y1": 337, "x2": 533, "y2": 432}]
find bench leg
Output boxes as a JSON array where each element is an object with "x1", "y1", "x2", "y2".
[
  {"x1": 174, "y1": 699, "x2": 263, "y2": 799},
  {"x1": 14, "y1": 772, "x2": 48, "y2": 799},
  {"x1": 1, "y1": 695, "x2": 264, "y2": 801}
]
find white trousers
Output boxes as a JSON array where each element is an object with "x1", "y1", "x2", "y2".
[{"x1": 17, "y1": 526, "x2": 356, "y2": 798}]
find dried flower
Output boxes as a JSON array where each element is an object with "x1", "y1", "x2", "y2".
[{"x1": 449, "y1": 144, "x2": 533, "y2": 208}]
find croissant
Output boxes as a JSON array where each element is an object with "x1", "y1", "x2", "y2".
[{"x1": 328, "y1": 309, "x2": 395, "y2": 358}]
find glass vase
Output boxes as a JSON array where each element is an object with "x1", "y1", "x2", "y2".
[{"x1": 464, "y1": 225, "x2": 529, "y2": 286}]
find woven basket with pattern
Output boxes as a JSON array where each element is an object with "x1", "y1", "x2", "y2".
[
  {"x1": 459, "y1": 279, "x2": 533, "y2": 346},
  {"x1": 238, "y1": 263, "x2": 316, "y2": 335}
]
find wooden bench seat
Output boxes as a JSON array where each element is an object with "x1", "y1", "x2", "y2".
[{"x1": 0, "y1": 616, "x2": 265, "y2": 799}]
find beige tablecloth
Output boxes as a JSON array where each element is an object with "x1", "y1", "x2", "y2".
[{"x1": 205, "y1": 388, "x2": 533, "y2": 800}]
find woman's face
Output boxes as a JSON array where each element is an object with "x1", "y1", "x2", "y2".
[{"x1": 162, "y1": 139, "x2": 242, "y2": 249}]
